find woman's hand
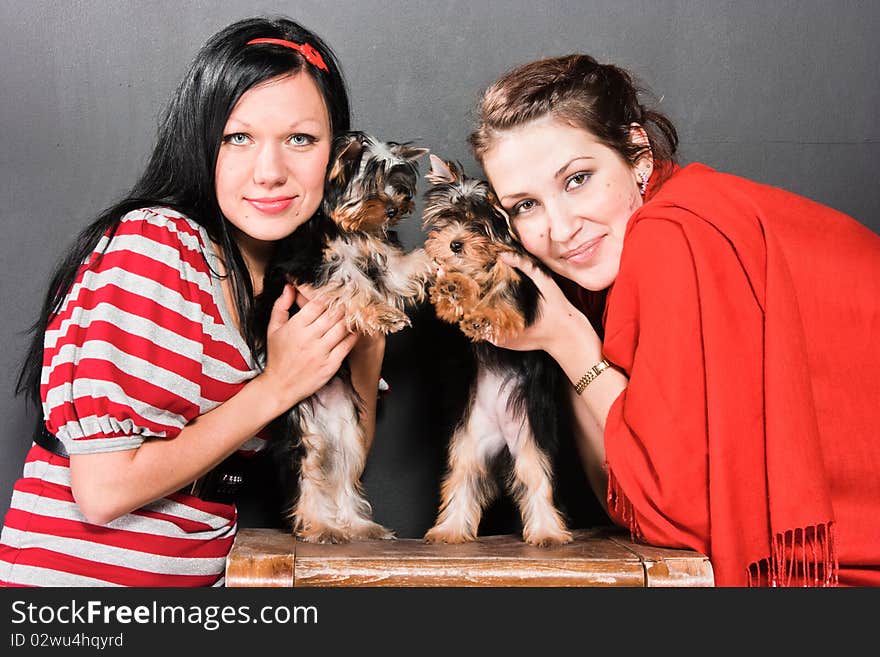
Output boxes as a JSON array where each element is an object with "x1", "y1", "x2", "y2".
[
  {"x1": 293, "y1": 283, "x2": 387, "y2": 359},
  {"x1": 260, "y1": 283, "x2": 358, "y2": 410},
  {"x1": 70, "y1": 284, "x2": 359, "y2": 525},
  {"x1": 293, "y1": 284, "x2": 386, "y2": 452},
  {"x1": 492, "y1": 253, "x2": 598, "y2": 359}
]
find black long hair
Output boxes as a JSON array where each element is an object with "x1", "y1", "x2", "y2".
[{"x1": 17, "y1": 16, "x2": 351, "y2": 410}]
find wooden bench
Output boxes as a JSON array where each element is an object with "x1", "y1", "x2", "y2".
[{"x1": 225, "y1": 526, "x2": 713, "y2": 587}]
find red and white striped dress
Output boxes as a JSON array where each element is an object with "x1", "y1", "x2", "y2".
[{"x1": 0, "y1": 208, "x2": 265, "y2": 587}]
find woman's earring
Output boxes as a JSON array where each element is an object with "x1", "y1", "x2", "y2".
[{"x1": 639, "y1": 169, "x2": 651, "y2": 196}]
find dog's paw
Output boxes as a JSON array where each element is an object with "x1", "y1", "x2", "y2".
[
  {"x1": 348, "y1": 521, "x2": 396, "y2": 541},
  {"x1": 423, "y1": 525, "x2": 476, "y2": 545},
  {"x1": 296, "y1": 524, "x2": 350, "y2": 545},
  {"x1": 459, "y1": 311, "x2": 496, "y2": 342},
  {"x1": 297, "y1": 521, "x2": 395, "y2": 544},
  {"x1": 375, "y1": 310, "x2": 411, "y2": 334},
  {"x1": 427, "y1": 280, "x2": 454, "y2": 302},
  {"x1": 367, "y1": 306, "x2": 411, "y2": 335},
  {"x1": 429, "y1": 273, "x2": 479, "y2": 312},
  {"x1": 460, "y1": 303, "x2": 527, "y2": 343},
  {"x1": 522, "y1": 528, "x2": 574, "y2": 548},
  {"x1": 431, "y1": 301, "x2": 464, "y2": 325},
  {"x1": 346, "y1": 303, "x2": 411, "y2": 335},
  {"x1": 430, "y1": 291, "x2": 464, "y2": 323}
]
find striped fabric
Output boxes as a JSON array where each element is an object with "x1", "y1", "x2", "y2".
[{"x1": 0, "y1": 208, "x2": 263, "y2": 587}]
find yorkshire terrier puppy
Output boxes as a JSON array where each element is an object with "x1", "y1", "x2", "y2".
[
  {"x1": 259, "y1": 131, "x2": 431, "y2": 543},
  {"x1": 421, "y1": 155, "x2": 572, "y2": 547}
]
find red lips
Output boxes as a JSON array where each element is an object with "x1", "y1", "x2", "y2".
[
  {"x1": 562, "y1": 235, "x2": 604, "y2": 262},
  {"x1": 245, "y1": 196, "x2": 295, "y2": 214}
]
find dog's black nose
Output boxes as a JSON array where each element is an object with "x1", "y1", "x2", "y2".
[
  {"x1": 449, "y1": 240, "x2": 463, "y2": 254},
  {"x1": 385, "y1": 206, "x2": 398, "y2": 219}
]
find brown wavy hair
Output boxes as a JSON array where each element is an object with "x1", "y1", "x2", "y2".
[{"x1": 469, "y1": 54, "x2": 677, "y2": 171}]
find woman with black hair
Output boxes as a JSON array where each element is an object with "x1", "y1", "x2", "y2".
[{"x1": 0, "y1": 16, "x2": 383, "y2": 586}]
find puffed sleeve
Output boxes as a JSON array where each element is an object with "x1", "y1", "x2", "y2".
[
  {"x1": 601, "y1": 215, "x2": 763, "y2": 556},
  {"x1": 41, "y1": 209, "x2": 216, "y2": 455}
]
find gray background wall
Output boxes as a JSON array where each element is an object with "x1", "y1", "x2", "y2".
[{"x1": 1, "y1": 0, "x2": 878, "y2": 537}]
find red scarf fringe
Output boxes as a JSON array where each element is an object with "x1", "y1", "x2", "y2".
[
  {"x1": 608, "y1": 469, "x2": 839, "y2": 587},
  {"x1": 607, "y1": 468, "x2": 644, "y2": 543},
  {"x1": 747, "y1": 523, "x2": 839, "y2": 587}
]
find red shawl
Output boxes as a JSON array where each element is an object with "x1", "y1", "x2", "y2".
[{"x1": 599, "y1": 163, "x2": 880, "y2": 586}]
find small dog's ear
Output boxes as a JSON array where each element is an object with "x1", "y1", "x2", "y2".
[
  {"x1": 427, "y1": 154, "x2": 461, "y2": 184},
  {"x1": 397, "y1": 146, "x2": 430, "y2": 162},
  {"x1": 328, "y1": 135, "x2": 365, "y2": 184}
]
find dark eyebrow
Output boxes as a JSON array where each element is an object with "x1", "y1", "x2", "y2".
[
  {"x1": 225, "y1": 119, "x2": 251, "y2": 129},
  {"x1": 224, "y1": 118, "x2": 325, "y2": 131},
  {"x1": 499, "y1": 192, "x2": 526, "y2": 205},
  {"x1": 555, "y1": 156, "x2": 595, "y2": 179},
  {"x1": 499, "y1": 156, "x2": 597, "y2": 205}
]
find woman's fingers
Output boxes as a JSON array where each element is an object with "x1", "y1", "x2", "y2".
[
  {"x1": 267, "y1": 284, "x2": 296, "y2": 334},
  {"x1": 500, "y1": 252, "x2": 541, "y2": 279},
  {"x1": 500, "y1": 252, "x2": 554, "y2": 297},
  {"x1": 294, "y1": 291, "x2": 311, "y2": 309},
  {"x1": 319, "y1": 316, "x2": 353, "y2": 349},
  {"x1": 294, "y1": 283, "x2": 317, "y2": 303},
  {"x1": 327, "y1": 330, "x2": 359, "y2": 365},
  {"x1": 288, "y1": 293, "x2": 333, "y2": 329},
  {"x1": 499, "y1": 251, "x2": 526, "y2": 268},
  {"x1": 271, "y1": 288, "x2": 350, "y2": 357},
  {"x1": 311, "y1": 303, "x2": 347, "y2": 338}
]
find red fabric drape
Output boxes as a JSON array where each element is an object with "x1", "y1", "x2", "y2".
[{"x1": 598, "y1": 163, "x2": 880, "y2": 586}]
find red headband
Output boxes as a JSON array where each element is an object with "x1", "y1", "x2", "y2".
[{"x1": 245, "y1": 38, "x2": 328, "y2": 72}]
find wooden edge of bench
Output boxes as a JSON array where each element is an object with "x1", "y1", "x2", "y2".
[
  {"x1": 608, "y1": 536, "x2": 715, "y2": 587},
  {"x1": 225, "y1": 527, "x2": 714, "y2": 587},
  {"x1": 225, "y1": 528, "x2": 295, "y2": 587}
]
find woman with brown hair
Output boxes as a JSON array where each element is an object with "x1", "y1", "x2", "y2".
[{"x1": 469, "y1": 54, "x2": 880, "y2": 586}]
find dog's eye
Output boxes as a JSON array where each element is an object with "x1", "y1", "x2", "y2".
[
  {"x1": 449, "y1": 240, "x2": 464, "y2": 254},
  {"x1": 385, "y1": 207, "x2": 398, "y2": 219}
]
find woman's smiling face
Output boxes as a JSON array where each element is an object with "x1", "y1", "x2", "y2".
[
  {"x1": 214, "y1": 72, "x2": 331, "y2": 265},
  {"x1": 482, "y1": 115, "x2": 646, "y2": 291}
]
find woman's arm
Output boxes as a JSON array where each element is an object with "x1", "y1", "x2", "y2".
[
  {"x1": 346, "y1": 333, "x2": 386, "y2": 453},
  {"x1": 70, "y1": 285, "x2": 358, "y2": 524},
  {"x1": 567, "y1": 384, "x2": 610, "y2": 511},
  {"x1": 491, "y1": 254, "x2": 627, "y2": 507},
  {"x1": 499, "y1": 220, "x2": 721, "y2": 555}
]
